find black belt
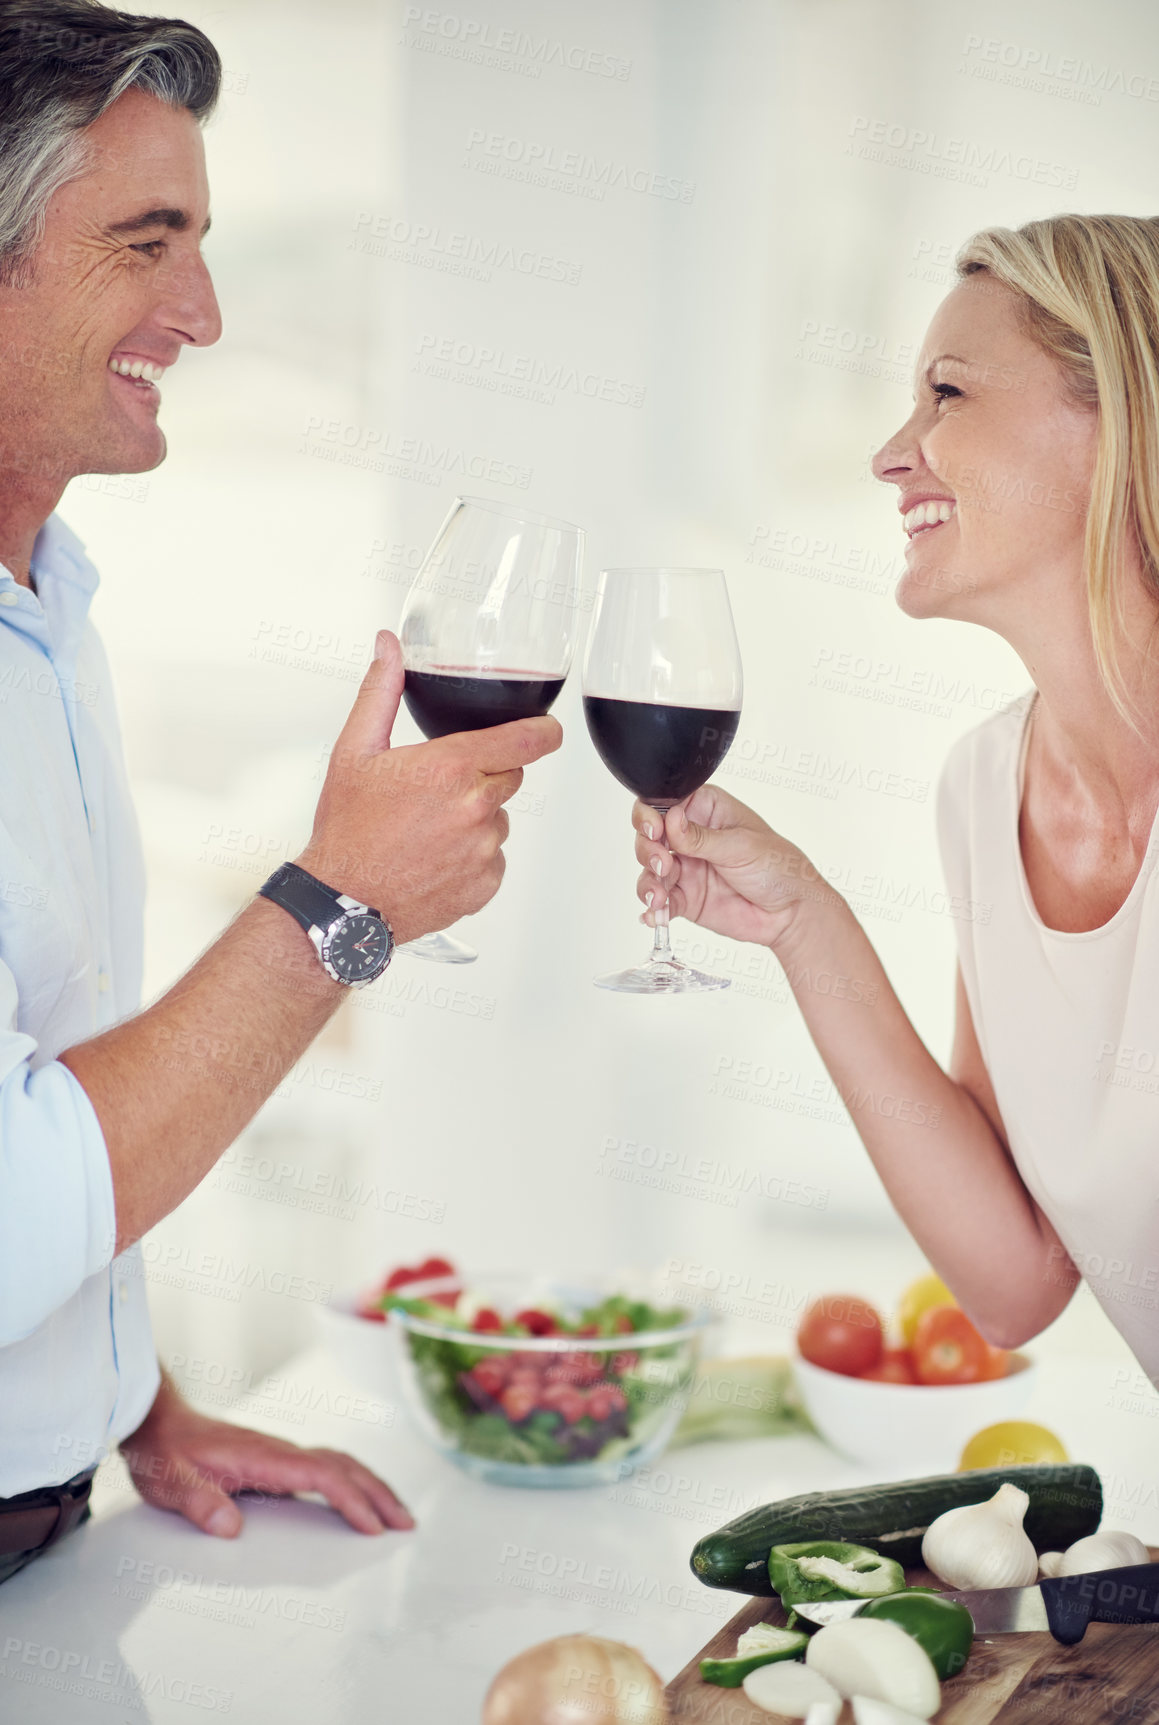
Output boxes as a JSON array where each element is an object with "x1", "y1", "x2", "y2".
[{"x1": 0, "y1": 1468, "x2": 95, "y2": 1558}]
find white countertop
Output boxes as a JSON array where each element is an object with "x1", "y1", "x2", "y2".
[{"x1": 1, "y1": 1340, "x2": 1156, "y2": 1723}]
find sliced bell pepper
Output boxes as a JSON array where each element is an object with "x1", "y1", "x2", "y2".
[
  {"x1": 859, "y1": 1588, "x2": 975, "y2": 1680},
  {"x1": 768, "y1": 1541, "x2": 907, "y2": 1609},
  {"x1": 699, "y1": 1624, "x2": 809, "y2": 1687}
]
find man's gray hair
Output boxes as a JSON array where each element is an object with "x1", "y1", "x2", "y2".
[{"x1": 0, "y1": 0, "x2": 220, "y2": 282}]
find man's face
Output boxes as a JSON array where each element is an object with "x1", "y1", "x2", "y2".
[{"x1": 0, "y1": 86, "x2": 221, "y2": 485}]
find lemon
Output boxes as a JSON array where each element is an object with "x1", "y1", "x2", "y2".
[
  {"x1": 958, "y1": 1421, "x2": 1069, "y2": 1471},
  {"x1": 896, "y1": 1272, "x2": 956, "y2": 1348}
]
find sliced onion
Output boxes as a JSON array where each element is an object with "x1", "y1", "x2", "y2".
[
  {"x1": 742, "y1": 1661, "x2": 841, "y2": 1717},
  {"x1": 481, "y1": 1634, "x2": 668, "y2": 1723},
  {"x1": 852, "y1": 1698, "x2": 936, "y2": 1725},
  {"x1": 806, "y1": 1619, "x2": 940, "y2": 1719},
  {"x1": 804, "y1": 1702, "x2": 841, "y2": 1725}
]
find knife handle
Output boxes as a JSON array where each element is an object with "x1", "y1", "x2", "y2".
[{"x1": 1042, "y1": 1563, "x2": 1159, "y2": 1645}]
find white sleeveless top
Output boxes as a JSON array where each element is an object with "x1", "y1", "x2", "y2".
[{"x1": 936, "y1": 690, "x2": 1159, "y2": 1383}]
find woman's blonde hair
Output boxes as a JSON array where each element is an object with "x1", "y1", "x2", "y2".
[{"x1": 956, "y1": 215, "x2": 1159, "y2": 727}]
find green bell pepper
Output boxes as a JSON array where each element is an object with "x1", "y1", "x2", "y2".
[
  {"x1": 699, "y1": 1624, "x2": 809, "y2": 1687},
  {"x1": 768, "y1": 1540, "x2": 908, "y2": 1609},
  {"x1": 859, "y1": 1589, "x2": 975, "y2": 1680}
]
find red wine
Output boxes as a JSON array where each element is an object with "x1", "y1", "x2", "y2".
[
  {"x1": 403, "y1": 668, "x2": 564, "y2": 738},
  {"x1": 583, "y1": 696, "x2": 740, "y2": 807}
]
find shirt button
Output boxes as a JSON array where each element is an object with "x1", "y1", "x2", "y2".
[
  {"x1": 0, "y1": 592, "x2": 17, "y2": 607},
  {"x1": 118, "y1": 1282, "x2": 128, "y2": 1304},
  {"x1": 98, "y1": 970, "x2": 111, "y2": 994}
]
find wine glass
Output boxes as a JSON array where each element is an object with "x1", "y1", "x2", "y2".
[
  {"x1": 583, "y1": 567, "x2": 743, "y2": 993},
  {"x1": 398, "y1": 495, "x2": 583, "y2": 963}
]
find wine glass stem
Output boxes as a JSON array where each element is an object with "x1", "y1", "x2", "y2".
[{"x1": 651, "y1": 820, "x2": 675, "y2": 965}]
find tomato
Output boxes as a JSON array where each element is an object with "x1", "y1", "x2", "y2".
[
  {"x1": 896, "y1": 1272, "x2": 957, "y2": 1348},
  {"x1": 958, "y1": 1420, "x2": 1068, "y2": 1471},
  {"x1": 540, "y1": 1382, "x2": 588, "y2": 1424},
  {"x1": 911, "y1": 1305, "x2": 992, "y2": 1384},
  {"x1": 515, "y1": 1308, "x2": 559, "y2": 1336},
  {"x1": 471, "y1": 1308, "x2": 504, "y2": 1333},
  {"x1": 986, "y1": 1342, "x2": 1012, "y2": 1378},
  {"x1": 355, "y1": 1302, "x2": 387, "y2": 1323},
  {"x1": 499, "y1": 1382, "x2": 538, "y2": 1423},
  {"x1": 797, "y1": 1294, "x2": 885, "y2": 1377},
  {"x1": 384, "y1": 1265, "x2": 424, "y2": 1291},
  {"x1": 587, "y1": 1384, "x2": 628, "y2": 1420},
  {"x1": 384, "y1": 1257, "x2": 457, "y2": 1297},
  {"x1": 470, "y1": 1358, "x2": 510, "y2": 1400},
  {"x1": 861, "y1": 1348, "x2": 918, "y2": 1384},
  {"x1": 417, "y1": 1257, "x2": 456, "y2": 1278}
]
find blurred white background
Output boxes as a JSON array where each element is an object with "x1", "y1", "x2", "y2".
[{"x1": 59, "y1": 0, "x2": 1159, "y2": 1400}]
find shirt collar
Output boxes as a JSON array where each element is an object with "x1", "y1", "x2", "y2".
[{"x1": 0, "y1": 513, "x2": 100, "y2": 671}]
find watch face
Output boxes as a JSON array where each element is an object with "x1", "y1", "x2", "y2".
[{"x1": 322, "y1": 914, "x2": 392, "y2": 982}]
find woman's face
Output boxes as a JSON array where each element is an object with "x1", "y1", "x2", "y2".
[{"x1": 872, "y1": 274, "x2": 1097, "y2": 624}]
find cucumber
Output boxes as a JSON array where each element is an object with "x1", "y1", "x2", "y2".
[{"x1": 690, "y1": 1464, "x2": 1102, "y2": 1594}]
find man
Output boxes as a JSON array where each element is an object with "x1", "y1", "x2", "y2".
[{"x1": 0, "y1": 1, "x2": 560, "y2": 1581}]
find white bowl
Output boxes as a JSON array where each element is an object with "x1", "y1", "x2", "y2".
[{"x1": 793, "y1": 1351, "x2": 1037, "y2": 1471}]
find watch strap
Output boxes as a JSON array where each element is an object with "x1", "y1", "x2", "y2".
[{"x1": 259, "y1": 861, "x2": 355, "y2": 932}]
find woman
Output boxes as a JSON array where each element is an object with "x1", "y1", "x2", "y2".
[{"x1": 637, "y1": 214, "x2": 1159, "y2": 1383}]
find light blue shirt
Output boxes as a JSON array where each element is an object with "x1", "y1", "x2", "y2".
[{"x1": 0, "y1": 514, "x2": 159, "y2": 1495}]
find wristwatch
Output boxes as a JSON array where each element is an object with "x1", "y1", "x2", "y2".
[{"x1": 258, "y1": 862, "x2": 394, "y2": 986}]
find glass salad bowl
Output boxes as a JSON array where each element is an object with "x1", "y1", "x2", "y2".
[{"x1": 386, "y1": 1273, "x2": 713, "y2": 1487}]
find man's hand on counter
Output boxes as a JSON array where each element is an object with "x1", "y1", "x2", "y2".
[{"x1": 118, "y1": 1372, "x2": 414, "y2": 1537}]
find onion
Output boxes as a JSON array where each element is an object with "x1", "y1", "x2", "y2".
[
  {"x1": 852, "y1": 1699, "x2": 935, "y2": 1725},
  {"x1": 481, "y1": 1635, "x2": 668, "y2": 1724},
  {"x1": 742, "y1": 1661, "x2": 841, "y2": 1716},
  {"x1": 806, "y1": 1620, "x2": 941, "y2": 1719}
]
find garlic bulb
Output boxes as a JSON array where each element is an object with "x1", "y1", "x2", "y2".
[
  {"x1": 1038, "y1": 1552, "x2": 1066, "y2": 1578},
  {"x1": 921, "y1": 1483, "x2": 1039, "y2": 1589},
  {"x1": 482, "y1": 1635, "x2": 669, "y2": 1724},
  {"x1": 1057, "y1": 1530, "x2": 1150, "y2": 1576}
]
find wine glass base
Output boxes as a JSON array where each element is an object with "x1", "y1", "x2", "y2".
[
  {"x1": 594, "y1": 957, "x2": 730, "y2": 994},
  {"x1": 398, "y1": 932, "x2": 478, "y2": 964}
]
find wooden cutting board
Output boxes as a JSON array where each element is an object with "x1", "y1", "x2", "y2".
[{"x1": 666, "y1": 1548, "x2": 1159, "y2": 1723}]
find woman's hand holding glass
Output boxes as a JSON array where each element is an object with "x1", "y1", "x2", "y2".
[{"x1": 632, "y1": 784, "x2": 842, "y2": 955}]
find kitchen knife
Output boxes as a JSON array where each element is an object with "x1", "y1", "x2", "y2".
[{"x1": 793, "y1": 1563, "x2": 1159, "y2": 1645}]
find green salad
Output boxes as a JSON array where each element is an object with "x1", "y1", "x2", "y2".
[{"x1": 388, "y1": 1289, "x2": 696, "y2": 1468}]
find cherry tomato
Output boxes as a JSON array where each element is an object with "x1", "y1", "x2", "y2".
[
  {"x1": 587, "y1": 1384, "x2": 628, "y2": 1421},
  {"x1": 471, "y1": 1308, "x2": 504, "y2": 1333},
  {"x1": 797, "y1": 1294, "x2": 885, "y2": 1377},
  {"x1": 861, "y1": 1348, "x2": 918, "y2": 1384},
  {"x1": 540, "y1": 1382, "x2": 588, "y2": 1424},
  {"x1": 911, "y1": 1305, "x2": 993, "y2": 1384},
  {"x1": 981, "y1": 1342, "x2": 1012, "y2": 1380},
  {"x1": 514, "y1": 1308, "x2": 559, "y2": 1336},
  {"x1": 384, "y1": 1265, "x2": 425, "y2": 1291},
  {"x1": 896, "y1": 1271, "x2": 956, "y2": 1348},
  {"x1": 469, "y1": 1358, "x2": 510, "y2": 1400},
  {"x1": 499, "y1": 1383, "x2": 538, "y2": 1423}
]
